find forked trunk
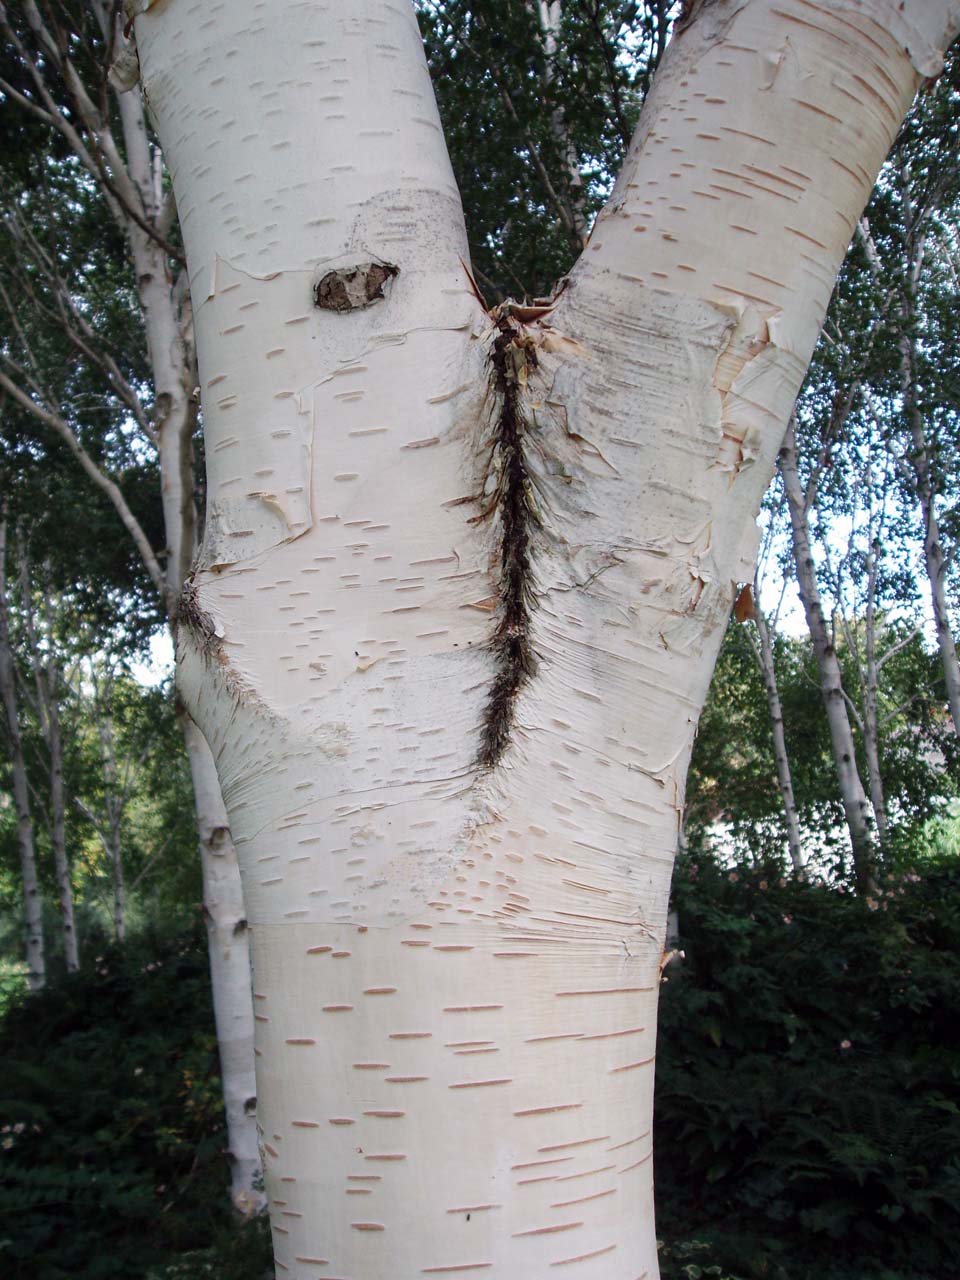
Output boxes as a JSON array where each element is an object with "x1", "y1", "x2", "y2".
[{"x1": 133, "y1": 0, "x2": 960, "y2": 1272}]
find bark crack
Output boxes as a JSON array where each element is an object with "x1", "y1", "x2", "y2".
[{"x1": 476, "y1": 308, "x2": 541, "y2": 771}]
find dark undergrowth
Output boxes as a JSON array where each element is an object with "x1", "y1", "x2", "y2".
[
  {"x1": 655, "y1": 854, "x2": 960, "y2": 1280},
  {"x1": 2, "y1": 858, "x2": 958, "y2": 1278},
  {"x1": 0, "y1": 926, "x2": 272, "y2": 1280}
]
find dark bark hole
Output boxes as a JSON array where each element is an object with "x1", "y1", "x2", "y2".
[{"x1": 314, "y1": 262, "x2": 399, "y2": 312}]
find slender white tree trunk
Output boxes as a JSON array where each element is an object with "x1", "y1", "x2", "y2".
[
  {"x1": 860, "y1": 211, "x2": 960, "y2": 739},
  {"x1": 181, "y1": 712, "x2": 263, "y2": 1217},
  {"x1": 921, "y1": 497, "x2": 960, "y2": 736},
  {"x1": 750, "y1": 608, "x2": 805, "y2": 871},
  {"x1": 536, "y1": 0, "x2": 590, "y2": 245},
  {"x1": 117, "y1": 92, "x2": 265, "y2": 1212},
  {"x1": 97, "y1": 706, "x2": 128, "y2": 942},
  {"x1": 17, "y1": 557, "x2": 81, "y2": 969},
  {"x1": 0, "y1": 521, "x2": 46, "y2": 989},
  {"x1": 0, "y1": 0, "x2": 263, "y2": 1210},
  {"x1": 899, "y1": 268, "x2": 960, "y2": 738},
  {"x1": 134, "y1": 0, "x2": 960, "y2": 1273},
  {"x1": 860, "y1": 546, "x2": 888, "y2": 844},
  {"x1": 919, "y1": 485, "x2": 960, "y2": 737},
  {"x1": 780, "y1": 424, "x2": 879, "y2": 892},
  {"x1": 44, "y1": 672, "x2": 80, "y2": 970},
  {"x1": 111, "y1": 821, "x2": 126, "y2": 942}
]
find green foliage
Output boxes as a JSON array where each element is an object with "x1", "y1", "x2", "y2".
[
  {"x1": 0, "y1": 663, "x2": 200, "y2": 985},
  {"x1": 0, "y1": 929, "x2": 267, "y2": 1280},
  {"x1": 655, "y1": 855, "x2": 960, "y2": 1279},
  {"x1": 687, "y1": 619, "x2": 957, "y2": 878},
  {"x1": 658, "y1": 1236, "x2": 746, "y2": 1280},
  {"x1": 418, "y1": 1, "x2": 676, "y2": 299}
]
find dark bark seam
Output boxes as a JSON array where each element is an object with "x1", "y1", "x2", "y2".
[{"x1": 476, "y1": 311, "x2": 540, "y2": 771}]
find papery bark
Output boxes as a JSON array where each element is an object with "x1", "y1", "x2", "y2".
[{"x1": 180, "y1": 712, "x2": 263, "y2": 1215}]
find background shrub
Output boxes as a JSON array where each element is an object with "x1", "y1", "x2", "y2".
[
  {"x1": 654, "y1": 856, "x2": 960, "y2": 1280},
  {"x1": 0, "y1": 927, "x2": 270, "y2": 1279}
]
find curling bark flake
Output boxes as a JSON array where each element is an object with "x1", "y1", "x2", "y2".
[{"x1": 132, "y1": 1, "x2": 960, "y2": 1275}]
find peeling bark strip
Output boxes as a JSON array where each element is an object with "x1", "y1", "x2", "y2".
[
  {"x1": 314, "y1": 262, "x2": 399, "y2": 313},
  {"x1": 477, "y1": 308, "x2": 541, "y2": 770}
]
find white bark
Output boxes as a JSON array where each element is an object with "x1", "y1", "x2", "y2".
[
  {"x1": 134, "y1": 0, "x2": 960, "y2": 1274},
  {"x1": 0, "y1": 520, "x2": 46, "y2": 989},
  {"x1": 919, "y1": 473, "x2": 960, "y2": 737},
  {"x1": 181, "y1": 712, "x2": 264, "y2": 1217},
  {"x1": 856, "y1": 533, "x2": 888, "y2": 844}
]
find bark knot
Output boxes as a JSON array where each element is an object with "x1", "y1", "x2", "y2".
[{"x1": 314, "y1": 261, "x2": 399, "y2": 313}]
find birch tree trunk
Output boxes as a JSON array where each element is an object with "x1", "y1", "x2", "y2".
[
  {"x1": 180, "y1": 712, "x2": 263, "y2": 1217},
  {"x1": 0, "y1": 2, "x2": 263, "y2": 1211},
  {"x1": 535, "y1": 0, "x2": 590, "y2": 246},
  {"x1": 859, "y1": 539, "x2": 889, "y2": 845},
  {"x1": 89, "y1": 678, "x2": 129, "y2": 943},
  {"x1": 133, "y1": 0, "x2": 960, "y2": 1273},
  {"x1": 749, "y1": 607, "x2": 805, "y2": 872},
  {"x1": 20, "y1": 566, "x2": 81, "y2": 971},
  {"x1": 0, "y1": 520, "x2": 46, "y2": 989},
  {"x1": 42, "y1": 663, "x2": 80, "y2": 969},
  {"x1": 915, "y1": 440, "x2": 960, "y2": 738},
  {"x1": 898, "y1": 247, "x2": 960, "y2": 738},
  {"x1": 859, "y1": 212, "x2": 960, "y2": 740},
  {"x1": 98, "y1": 710, "x2": 128, "y2": 943},
  {"x1": 780, "y1": 423, "x2": 879, "y2": 892}
]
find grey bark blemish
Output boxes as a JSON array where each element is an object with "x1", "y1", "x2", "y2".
[{"x1": 314, "y1": 262, "x2": 399, "y2": 312}]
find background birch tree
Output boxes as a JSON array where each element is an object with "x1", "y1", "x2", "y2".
[
  {"x1": 0, "y1": 0, "x2": 263, "y2": 1213},
  {"x1": 128, "y1": 0, "x2": 960, "y2": 1276}
]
